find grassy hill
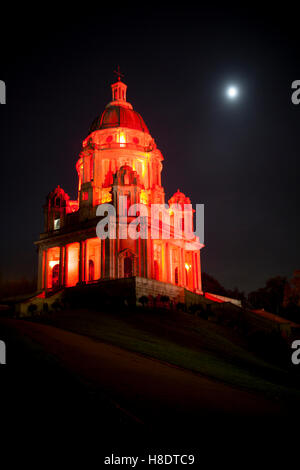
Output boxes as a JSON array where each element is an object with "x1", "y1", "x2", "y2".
[{"x1": 29, "y1": 306, "x2": 300, "y2": 408}]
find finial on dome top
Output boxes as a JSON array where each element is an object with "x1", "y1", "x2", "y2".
[{"x1": 114, "y1": 65, "x2": 124, "y2": 82}]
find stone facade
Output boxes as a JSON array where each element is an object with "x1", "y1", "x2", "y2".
[{"x1": 35, "y1": 76, "x2": 203, "y2": 298}]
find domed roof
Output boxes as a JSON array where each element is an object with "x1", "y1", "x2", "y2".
[
  {"x1": 90, "y1": 105, "x2": 149, "y2": 134},
  {"x1": 168, "y1": 189, "x2": 191, "y2": 207}
]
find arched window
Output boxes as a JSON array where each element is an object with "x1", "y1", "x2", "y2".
[
  {"x1": 52, "y1": 264, "x2": 59, "y2": 288},
  {"x1": 124, "y1": 256, "x2": 133, "y2": 277},
  {"x1": 175, "y1": 267, "x2": 179, "y2": 285},
  {"x1": 88, "y1": 260, "x2": 95, "y2": 282}
]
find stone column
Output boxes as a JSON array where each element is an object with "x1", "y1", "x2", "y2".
[
  {"x1": 109, "y1": 238, "x2": 116, "y2": 279},
  {"x1": 161, "y1": 243, "x2": 166, "y2": 282},
  {"x1": 61, "y1": 246, "x2": 66, "y2": 286},
  {"x1": 98, "y1": 239, "x2": 101, "y2": 280},
  {"x1": 180, "y1": 247, "x2": 185, "y2": 287},
  {"x1": 79, "y1": 241, "x2": 84, "y2": 283},
  {"x1": 194, "y1": 251, "x2": 198, "y2": 291},
  {"x1": 146, "y1": 236, "x2": 151, "y2": 279},
  {"x1": 165, "y1": 243, "x2": 170, "y2": 283},
  {"x1": 59, "y1": 246, "x2": 63, "y2": 287},
  {"x1": 64, "y1": 245, "x2": 68, "y2": 287},
  {"x1": 197, "y1": 251, "x2": 202, "y2": 292},
  {"x1": 83, "y1": 240, "x2": 87, "y2": 282},
  {"x1": 44, "y1": 248, "x2": 48, "y2": 290}
]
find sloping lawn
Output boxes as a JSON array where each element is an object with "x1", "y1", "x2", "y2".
[{"x1": 31, "y1": 308, "x2": 300, "y2": 406}]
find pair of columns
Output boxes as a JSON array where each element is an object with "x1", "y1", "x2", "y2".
[
  {"x1": 160, "y1": 243, "x2": 200, "y2": 291},
  {"x1": 40, "y1": 240, "x2": 89, "y2": 290}
]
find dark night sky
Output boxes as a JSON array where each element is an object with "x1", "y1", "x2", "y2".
[{"x1": 1, "y1": 3, "x2": 300, "y2": 293}]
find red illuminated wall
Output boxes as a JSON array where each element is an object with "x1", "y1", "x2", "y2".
[{"x1": 66, "y1": 243, "x2": 79, "y2": 287}]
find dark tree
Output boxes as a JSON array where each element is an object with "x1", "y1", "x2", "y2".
[
  {"x1": 201, "y1": 272, "x2": 228, "y2": 296},
  {"x1": 201, "y1": 272, "x2": 246, "y2": 305},
  {"x1": 248, "y1": 276, "x2": 287, "y2": 315}
]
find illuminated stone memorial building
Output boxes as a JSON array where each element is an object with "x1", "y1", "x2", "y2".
[{"x1": 35, "y1": 74, "x2": 203, "y2": 303}]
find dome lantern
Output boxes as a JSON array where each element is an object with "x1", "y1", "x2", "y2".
[
  {"x1": 110, "y1": 66, "x2": 127, "y2": 105},
  {"x1": 89, "y1": 71, "x2": 149, "y2": 134},
  {"x1": 111, "y1": 79, "x2": 127, "y2": 104}
]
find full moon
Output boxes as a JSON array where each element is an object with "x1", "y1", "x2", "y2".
[{"x1": 226, "y1": 85, "x2": 239, "y2": 99}]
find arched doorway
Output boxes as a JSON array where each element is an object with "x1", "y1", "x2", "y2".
[
  {"x1": 88, "y1": 260, "x2": 95, "y2": 282},
  {"x1": 124, "y1": 256, "x2": 133, "y2": 277},
  {"x1": 174, "y1": 267, "x2": 179, "y2": 285},
  {"x1": 52, "y1": 264, "x2": 59, "y2": 288}
]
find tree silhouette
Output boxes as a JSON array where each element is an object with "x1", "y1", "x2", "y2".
[{"x1": 248, "y1": 276, "x2": 287, "y2": 315}]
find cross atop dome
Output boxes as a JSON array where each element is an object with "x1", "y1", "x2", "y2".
[
  {"x1": 111, "y1": 67, "x2": 127, "y2": 104},
  {"x1": 114, "y1": 66, "x2": 124, "y2": 82}
]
